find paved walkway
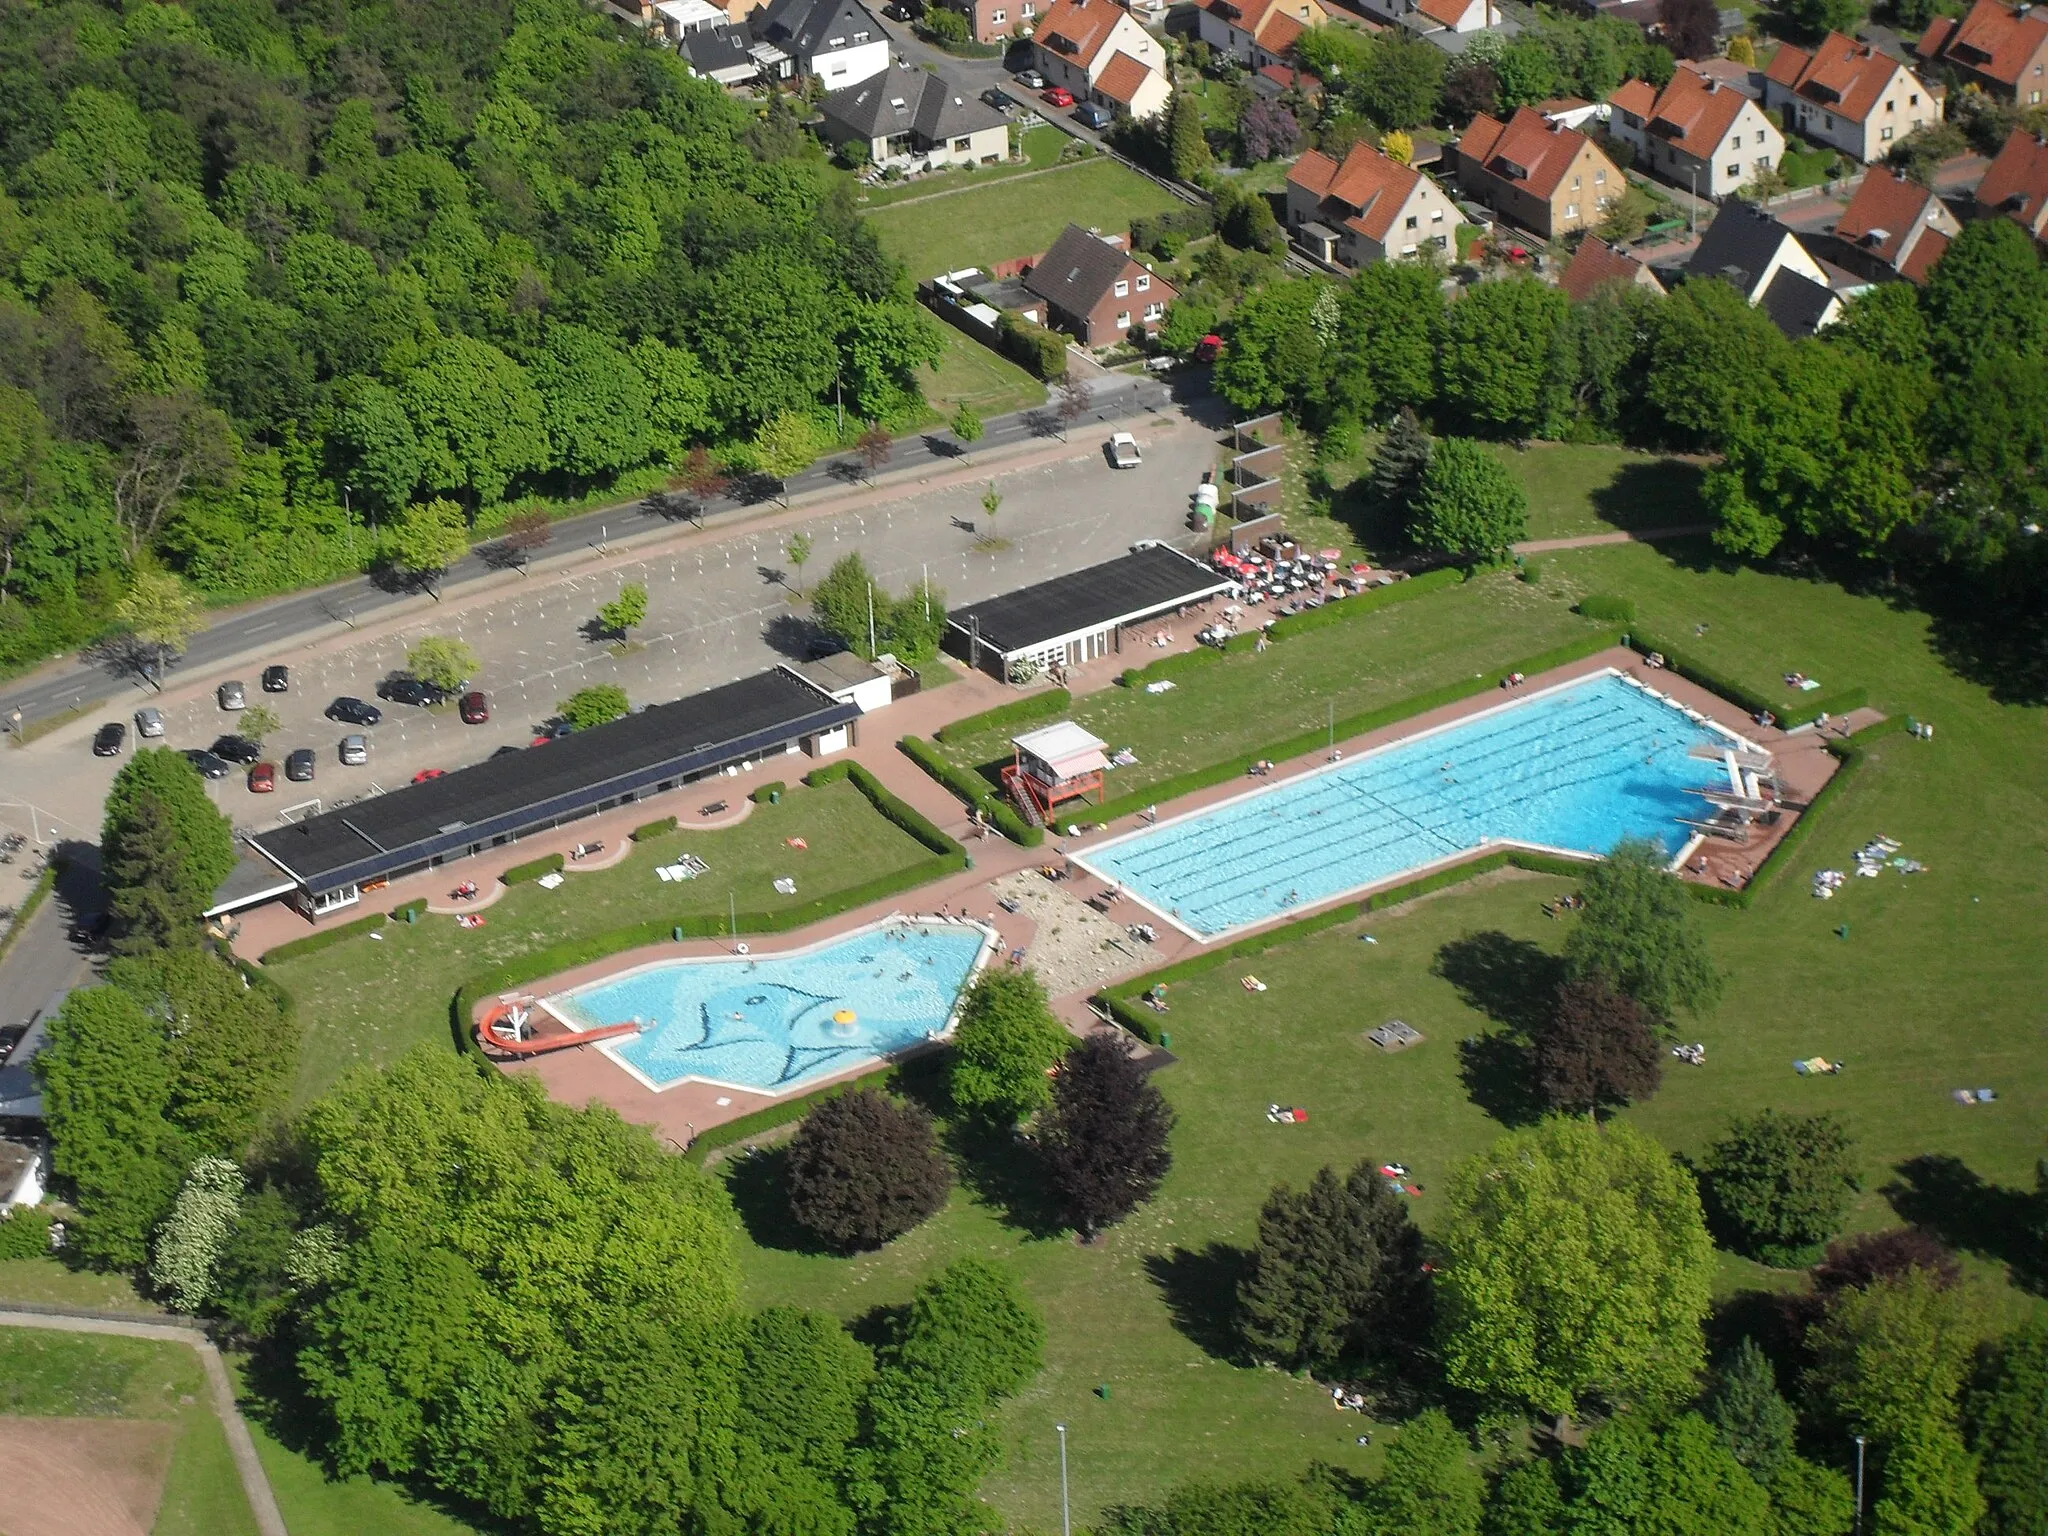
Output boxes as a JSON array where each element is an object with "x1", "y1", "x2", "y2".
[{"x1": 0, "y1": 1308, "x2": 289, "y2": 1536}]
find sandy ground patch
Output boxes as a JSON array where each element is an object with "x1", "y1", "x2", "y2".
[
  {"x1": 0, "y1": 1416, "x2": 176, "y2": 1536},
  {"x1": 988, "y1": 869, "x2": 1155, "y2": 1002}
]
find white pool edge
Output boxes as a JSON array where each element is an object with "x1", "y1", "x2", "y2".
[
  {"x1": 533, "y1": 914, "x2": 1001, "y2": 1098},
  {"x1": 1073, "y1": 665, "x2": 1751, "y2": 944}
]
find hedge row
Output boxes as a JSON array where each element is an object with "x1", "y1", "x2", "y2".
[
  {"x1": 899, "y1": 736, "x2": 1043, "y2": 847},
  {"x1": 0, "y1": 1203, "x2": 56, "y2": 1259},
  {"x1": 996, "y1": 311, "x2": 1068, "y2": 380},
  {"x1": 1132, "y1": 204, "x2": 1218, "y2": 256},
  {"x1": 450, "y1": 850, "x2": 966, "y2": 1059},
  {"x1": 934, "y1": 687, "x2": 1073, "y2": 744},
  {"x1": 632, "y1": 816, "x2": 678, "y2": 840},
  {"x1": 1096, "y1": 848, "x2": 1596, "y2": 1042},
  {"x1": 390, "y1": 898, "x2": 428, "y2": 921},
  {"x1": 838, "y1": 760, "x2": 962, "y2": 858},
  {"x1": 1089, "y1": 627, "x2": 1627, "y2": 825},
  {"x1": 1577, "y1": 594, "x2": 1636, "y2": 623},
  {"x1": 1626, "y1": 633, "x2": 1776, "y2": 720},
  {"x1": 1120, "y1": 645, "x2": 1225, "y2": 689},
  {"x1": 260, "y1": 909, "x2": 386, "y2": 965},
  {"x1": 0, "y1": 861, "x2": 57, "y2": 971},
  {"x1": 1781, "y1": 686, "x2": 1868, "y2": 730},
  {"x1": 750, "y1": 781, "x2": 786, "y2": 804},
  {"x1": 502, "y1": 852, "x2": 566, "y2": 885},
  {"x1": 680, "y1": 1051, "x2": 951, "y2": 1164}
]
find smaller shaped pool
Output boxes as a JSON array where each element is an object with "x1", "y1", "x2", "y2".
[{"x1": 543, "y1": 918, "x2": 993, "y2": 1094}]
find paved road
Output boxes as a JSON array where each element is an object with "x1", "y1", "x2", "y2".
[
  {"x1": 0, "y1": 1308, "x2": 290, "y2": 1536},
  {"x1": 0, "y1": 375, "x2": 1175, "y2": 730}
]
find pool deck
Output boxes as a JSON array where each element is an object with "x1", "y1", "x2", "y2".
[{"x1": 240, "y1": 641, "x2": 1855, "y2": 1145}]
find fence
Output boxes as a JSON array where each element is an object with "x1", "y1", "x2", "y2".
[{"x1": 1229, "y1": 415, "x2": 1285, "y2": 515}]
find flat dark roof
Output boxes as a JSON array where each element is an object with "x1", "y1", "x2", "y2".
[
  {"x1": 948, "y1": 545, "x2": 1234, "y2": 657},
  {"x1": 250, "y1": 670, "x2": 857, "y2": 895}
]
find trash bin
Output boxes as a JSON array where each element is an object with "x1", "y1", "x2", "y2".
[
  {"x1": 769, "y1": 789, "x2": 781, "y2": 805},
  {"x1": 1159, "y1": 1032, "x2": 1172, "y2": 1050},
  {"x1": 405, "y1": 907, "x2": 418, "y2": 924},
  {"x1": 673, "y1": 926, "x2": 684, "y2": 942},
  {"x1": 1096, "y1": 1384, "x2": 1112, "y2": 1400}
]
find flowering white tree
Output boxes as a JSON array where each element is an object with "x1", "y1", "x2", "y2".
[{"x1": 150, "y1": 1157, "x2": 244, "y2": 1311}]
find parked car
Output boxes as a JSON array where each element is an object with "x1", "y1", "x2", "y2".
[
  {"x1": 326, "y1": 696, "x2": 382, "y2": 726},
  {"x1": 248, "y1": 761, "x2": 277, "y2": 792},
  {"x1": 378, "y1": 677, "x2": 445, "y2": 707},
  {"x1": 92, "y1": 722, "x2": 126, "y2": 756},
  {"x1": 212, "y1": 734, "x2": 262, "y2": 764},
  {"x1": 411, "y1": 768, "x2": 447, "y2": 783},
  {"x1": 1016, "y1": 67, "x2": 1046, "y2": 88},
  {"x1": 531, "y1": 721, "x2": 576, "y2": 745},
  {"x1": 459, "y1": 690, "x2": 490, "y2": 724},
  {"x1": 1042, "y1": 86, "x2": 1074, "y2": 107},
  {"x1": 1109, "y1": 431, "x2": 1142, "y2": 468},
  {"x1": 882, "y1": 2, "x2": 912, "y2": 18},
  {"x1": 261, "y1": 665, "x2": 290, "y2": 693},
  {"x1": 218, "y1": 680, "x2": 247, "y2": 710},
  {"x1": 339, "y1": 734, "x2": 368, "y2": 766},
  {"x1": 1075, "y1": 101, "x2": 1113, "y2": 129},
  {"x1": 134, "y1": 706, "x2": 165, "y2": 738},
  {"x1": 982, "y1": 86, "x2": 1018, "y2": 113},
  {"x1": 285, "y1": 748, "x2": 316, "y2": 782},
  {"x1": 184, "y1": 748, "x2": 232, "y2": 779}
]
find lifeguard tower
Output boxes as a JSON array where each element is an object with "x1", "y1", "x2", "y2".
[{"x1": 1002, "y1": 722, "x2": 1109, "y2": 828}]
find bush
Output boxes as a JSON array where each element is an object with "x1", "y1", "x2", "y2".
[
  {"x1": 935, "y1": 687, "x2": 1073, "y2": 743},
  {"x1": 1132, "y1": 205, "x2": 1218, "y2": 256},
  {"x1": 1782, "y1": 686, "x2": 1867, "y2": 729},
  {"x1": 1699, "y1": 1110, "x2": 1861, "y2": 1266},
  {"x1": 632, "y1": 816, "x2": 678, "y2": 841},
  {"x1": 900, "y1": 736, "x2": 1042, "y2": 846},
  {"x1": 0, "y1": 1203, "x2": 56, "y2": 1259},
  {"x1": 260, "y1": 909, "x2": 387, "y2": 964},
  {"x1": 1577, "y1": 593, "x2": 1636, "y2": 623},
  {"x1": 389, "y1": 898, "x2": 427, "y2": 921},
  {"x1": 750, "y1": 780, "x2": 785, "y2": 804},
  {"x1": 502, "y1": 852, "x2": 566, "y2": 885},
  {"x1": 785, "y1": 1088, "x2": 953, "y2": 1252},
  {"x1": 997, "y1": 311, "x2": 1069, "y2": 379}
]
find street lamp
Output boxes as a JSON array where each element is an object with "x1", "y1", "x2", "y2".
[
  {"x1": 1055, "y1": 1423, "x2": 1070, "y2": 1536},
  {"x1": 8, "y1": 708, "x2": 19, "y2": 745},
  {"x1": 1853, "y1": 1434, "x2": 1867, "y2": 1535}
]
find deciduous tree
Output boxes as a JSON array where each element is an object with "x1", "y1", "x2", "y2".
[
  {"x1": 1562, "y1": 837, "x2": 1721, "y2": 1021},
  {"x1": 1804, "y1": 1269, "x2": 1983, "y2": 1443},
  {"x1": 1870, "y1": 1420, "x2": 1986, "y2": 1536},
  {"x1": 401, "y1": 334, "x2": 549, "y2": 507},
  {"x1": 150, "y1": 1156, "x2": 244, "y2": 1311},
  {"x1": 1037, "y1": 1032, "x2": 1174, "y2": 1240},
  {"x1": 390, "y1": 498, "x2": 470, "y2": 597},
  {"x1": 1535, "y1": 975, "x2": 1663, "y2": 1115},
  {"x1": 1414, "y1": 437, "x2": 1528, "y2": 561},
  {"x1": 756, "y1": 411, "x2": 821, "y2": 504},
  {"x1": 785, "y1": 1089, "x2": 953, "y2": 1253},
  {"x1": 855, "y1": 421, "x2": 892, "y2": 484},
  {"x1": 1564, "y1": 1412, "x2": 1775, "y2": 1536},
  {"x1": 1965, "y1": 1320, "x2": 2048, "y2": 1536},
  {"x1": 557, "y1": 683, "x2": 630, "y2": 730},
  {"x1": 786, "y1": 531, "x2": 813, "y2": 595},
  {"x1": 1700, "y1": 1110, "x2": 1860, "y2": 1265},
  {"x1": 948, "y1": 969, "x2": 1072, "y2": 1125},
  {"x1": 406, "y1": 635, "x2": 478, "y2": 692},
  {"x1": 1441, "y1": 278, "x2": 1568, "y2": 436},
  {"x1": 114, "y1": 569, "x2": 203, "y2": 682},
  {"x1": 596, "y1": 582, "x2": 649, "y2": 642},
  {"x1": 501, "y1": 508, "x2": 551, "y2": 572},
  {"x1": 949, "y1": 403, "x2": 983, "y2": 453}
]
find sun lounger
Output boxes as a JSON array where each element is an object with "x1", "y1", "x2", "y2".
[{"x1": 536, "y1": 872, "x2": 564, "y2": 890}]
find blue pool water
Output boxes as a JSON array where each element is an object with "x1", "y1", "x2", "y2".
[
  {"x1": 547, "y1": 919, "x2": 990, "y2": 1093},
  {"x1": 1078, "y1": 672, "x2": 1734, "y2": 939}
]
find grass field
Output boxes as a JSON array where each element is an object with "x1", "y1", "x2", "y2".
[
  {"x1": 858, "y1": 124, "x2": 1071, "y2": 210},
  {"x1": 738, "y1": 534, "x2": 2048, "y2": 1527},
  {"x1": 264, "y1": 780, "x2": 937, "y2": 1104},
  {"x1": 918, "y1": 326, "x2": 1046, "y2": 422},
  {"x1": 245, "y1": 1412, "x2": 482, "y2": 1536},
  {"x1": 0, "y1": 1256, "x2": 165, "y2": 1313},
  {"x1": 863, "y1": 154, "x2": 1185, "y2": 273},
  {"x1": 932, "y1": 566, "x2": 1596, "y2": 798},
  {"x1": 0, "y1": 1327, "x2": 259, "y2": 1536}
]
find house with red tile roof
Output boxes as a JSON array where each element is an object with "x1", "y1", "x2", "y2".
[
  {"x1": 1021, "y1": 223, "x2": 1178, "y2": 344},
  {"x1": 953, "y1": 0, "x2": 1043, "y2": 44},
  {"x1": 1763, "y1": 31, "x2": 1941, "y2": 163},
  {"x1": 1350, "y1": 0, "x2": 1498, "y2": 34},
  {"x1": 1090, "y1": 48, "x2": 1173, "y2": 119},
  {"x1": 1198, "y1": 0, "x2": 1330, "y2": 67},
  {"x1": 1830, "y1": 167, "x2": 1960, "y2": 282},
  {"x1": 1608, "y1": 69, "x2": 1783, "y2": 199},
  {"x1": 1284, "y1": 140, "x2": 1461, "y2": 267},
  {"x1": 1453, "y1": 107, "x2": 1625, "y2": 238},
  {"x1": 1916, "y1": 0, "x2": 2048, "y2": 104},
  {"x1": 1558, "y1": 236, "x2": 1664, "y2": 302},
  {"x1": 1976, "y1": 127, "x2": 2048, "y2": 246},
  {"x1": 1031, "y1": 0, "x2": 1167, "y2": 96}
]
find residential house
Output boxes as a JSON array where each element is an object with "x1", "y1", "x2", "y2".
[
  {"x1": 749, "y1": 0, "x2": 890, "y2": 89},
  {"x1": 1031, "y1": 0, "x2": 1168, "y2": 99},
  {"x1": 1284, "y1": 140, "x2": 1460, "y2": 268},
  {"x1": 1916, "y1": 0, "x2": 2048, "y2": 103},
  {"x1": 1533, "y1": 96, "x2": 1603, "y2": 130},
  {"x1": 1453, "y1": 106, "x2": 1624, "y2": 238},
  {"x1": 1021, "y1": 223, "x2": 1179, "y2": 344},
  {"x1": 956, "y1": 0, "x2": 1041, "y2": 45},
  {"x1": 1830, "y1": 166, "x2": 1959, "y2": 282},
  {"x1": 1198, "y1": 0, "x2": 1329, "y2": 68},
  {"x1": 1091, "y1": 50, "x2": 1174, "y2": 120},
  {"x1": 1976, "y1": 127, "x2": 2048, "y2": 247},
  {"x1": 1249, "y1": 63, "x2": 1324, "y2": 104},
  {"x1": 655, "y1": 0, "x2": 731, "y2": 37},
  {"x1": 1681, "y1": 56, "x2": 1762, "y2": 97},
  {"x1": 1763, "y1": 32, "x2": 1940, "y2": 163},
  {"x1": 1607, "y1": 69, "x2": 1783, "y2": 199},
  {"x1": 681, "y1": 24, "x2": 764, "y2": 83},
  {"x1": 1558, "y1": 236, "x2": 1664, "y2": 302},
  {"x1": 1352, "y1": 0, "x2": 1500, "y2": 35},
  {"x1": 1684, "y1": 199, "x2": 1843, "y2": 337},
  {"x1": 817, "y1": 67, "x2": 1011, "y2": 167}
]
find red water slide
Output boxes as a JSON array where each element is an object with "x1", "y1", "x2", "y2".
[{"x1": 476, "y1": 1002, "x2": 641, "y2": 1057}]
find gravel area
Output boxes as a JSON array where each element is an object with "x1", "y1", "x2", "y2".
[{"x1": 990, "y1": 869, "x2": 1153, "y2": 1000}]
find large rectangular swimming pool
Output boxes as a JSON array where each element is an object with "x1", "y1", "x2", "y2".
[
  {"x1": 1075, "y1": 671, "x2": 1740, "y2": 939},
  {"x1": 544, "y1": 919, "x2": 992, "y2": 1094}
]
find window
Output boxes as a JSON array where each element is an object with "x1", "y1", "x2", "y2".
[
  {"x1": 1880, "y1": 125, "x2": 1893, "y2": 140},
  {"x1": 1572, "y1": 174, "x2": 1581, "y2": 188},
  {"x1": 1136, "y1": 274, "x2": 1150, "y2": 290},
  {"x1": 1756, "y1": 130, "x2": 1766, "y2": 144},
  {"x1": 853, "y1": 29, "x2": 869, "y2": 39},
  {"x1": 1565, "y1": 202, "x2": 1579, "y2": 218},
  {"x1": 1431, "y1": 208, "x2": 1445, "y2": 222},
  {"x1": 829, "y1": 33, "x2": 846, "y2": 43},
  {"x1": 1595, "y1": 169, "x2": 1606, "y2": 183},
  {"x1": 1756, "y1": 156, "x2": 1771, "y2": 171},
  {"x1": 1405, "y1": 214, "x2": 1418, "y2": 229},
  {"x1": 1885, "y1": 99, "x2": 1895, "y2": 111},
  {"x1": 1402, "y1": 242, "x2": 1418, "y2": 255},
  {"x1": 1114, "y1": 278, "x2": 1129, "y2": 297},
  {"x1": 1725, "y1": 162, "x2": 1738, "y2": 178},
  {"x1": 954, "y1": 136, "x2": 971, "y2": 150},
  {"x1": 1145, "y1": 301, "x2": 1164, "y2": 320},
  {"x1": 1023, "y1": 2, "x2": 1033, "y2": 12},
  {"x1": 1909, "y1": 92, "x2": 1919, "y2": 104},
  {"x1": 1824, "y1": 112, "x2": 1834, "y2": 129},
  {"x1": 1116, "y1": 311, "x2": 1131, "y2": 328}
]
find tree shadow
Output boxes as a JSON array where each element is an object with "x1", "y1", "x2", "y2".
[
  {"x1": 475, "y1": 540, "x2": 528, "y2": 572},
  {"x1": 727, "y1": 471, "x2": 780, "y2": 506},
  {"x1": 826, "y1": 459, "x2": 866, "y2": 486},
  {"x1": 576, "y1": 616, "x2": 619, "y2": 646},
  {"x1": 1432, "y1": 930, "x2": 1564, "y2": 1037},
  {"x1": 1883, "y1": 1153, "x2": 2044, "y2": 1291},
  {"x1": 641, "y1": 490, "x2": 700, "y2": 523},
  {"x1": 848, "y1": 1299, "x2": 912, "y2": 1355},
  {"x1": 1025, "y1": 408, "x2": 1062, "y2": 439},
  {"x1": 1456, "y1": 1032, "x2": 1547, "y2": 1128},
  {"x1": 1588, "y1": 458, "x2": 1710, "y2": 534},
  {"x1": 1923, "y1": 583, "x2": 2048, "y2": 707},
  {"x1": 82, "y1": 631, "x2": 163, "y2": 688},
  {"x1": 761, "y1": 612, "x2": 833, "y2": 660},
  {"x1": 721, "y1": 1145, "x2": 839, "y2": 1256},
  {"x1": 946, "y1": 1121, "x2": 1067, "y2": 1240},
  {"x1": 921, "y1": 433, "x2": 963, "y2": 460},
  {"x1": 1143, "y1": 1241, "x2": 1251, "y2": 1362}
]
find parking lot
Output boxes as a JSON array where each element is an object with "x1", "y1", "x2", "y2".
[{"x1": 0, "y1": 419, "x2": 1216, "y2": 847}]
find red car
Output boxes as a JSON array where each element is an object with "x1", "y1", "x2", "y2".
[
  {"x1": 411, "y1": 768, "x2": 447, "y2": 784},
  {"x1": 248, "y1": 762, "x2": 276, "y2": 793},
  {"x1": 459, "y1": 690, "x2": 490, "y2": 724},
  {"x1": 1042, "y1": 86, "x2": 1074, "y2": 107}
]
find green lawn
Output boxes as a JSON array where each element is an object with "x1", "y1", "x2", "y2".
[
  {"x1": 863, "y1": 154, "x2": 1185, "y2": 273},
  {"x1": 265, "y1": 780, "x2": 937, "y2": 1104},
  {"x1": 0, "y1": 1327, "x2": 260, "y2": 1536},
  {"x1": 738, "y1": 535, "x2": 2048, "y2": 1527},
  {"x1": 246, "y1": 1417, "x2": 484, "y2": 1536},
  {"x1": 932, "y1": 567, "x2": 1596, "y2": 799},
  {"x1": 858, "y1": 125, "x2": 1071, "y2": 210},
  {"x1": 918, "y1": 326, "x2": 1047, "y2": 421},
  {"x1": 0, "y1": 1254, "x2": 165, "y2": 1313}
]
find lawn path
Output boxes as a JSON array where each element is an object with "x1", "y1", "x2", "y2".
[
  {"x1": 1514, "y1": 523, "x2": 1712, "y2": 554},
  {"x1": 0, "y1": 1309, "x2": 288, "y2": 1536}
]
